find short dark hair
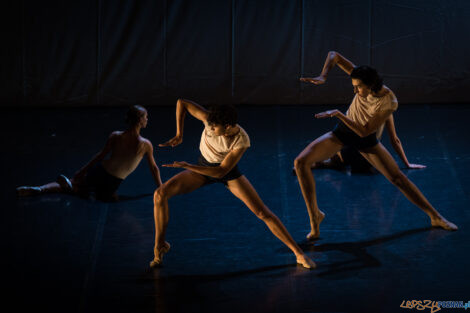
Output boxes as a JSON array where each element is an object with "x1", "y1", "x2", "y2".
[
  {"x1": 126, "y1": 105, "x2": 146, "y2": 126},
  {"x1": 207, "y1": 104, "x2": 238, "y2": 126},
  {"x1": 350, "y1": 65, "x2": 383, "y2": 93}
]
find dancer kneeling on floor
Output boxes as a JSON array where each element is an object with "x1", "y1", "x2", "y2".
[
  {"x1": 152, "y1": 99, "x2": 315, "y2": 269},
  {"x1": 16, "y1": 105, "x2": 162, "y2": 201}
]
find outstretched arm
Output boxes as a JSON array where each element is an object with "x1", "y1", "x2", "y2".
[
  {"x1": 159, "y1": 99, "x2": 209, "y2": 147},
  {"x1": 300, "y1": 51, "x2": 356, "y2": 84},
  {"x1": 145, "y1": 141, "x2": 163, "y2": 187},
  {"x1": 385, "y1": 115, "x2": 426, "y2": 169},
  {"x1": 315, "y1": 108, "x2": 394, "y2": 138},
  {"x1": 163, "y1": 148, "x2": 247, "y2": 179},
  {"x1": 73, "y1": 132, "x2": 115, "y2": 179}
]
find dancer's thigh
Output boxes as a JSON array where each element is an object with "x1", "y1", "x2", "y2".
[{"x1": 296, "y1": 131, "x2": 343, "y2": 165}]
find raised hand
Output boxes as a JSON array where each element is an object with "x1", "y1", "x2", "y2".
[
  {"x1": 300, "y1": 76, "x2": 326, "y2": 85},
  {"x1": 407, "y1": 163, "x2": 426, "y2": 169},
  {"x1": 315, "y1": 109, "x2": 340, "y2": 119},
  {"x1": 162, "y1": 161, "x2": 189, "y2": 168},
  {"x1": 159, "y1": 135, "x2": 183, "y2": 147}
]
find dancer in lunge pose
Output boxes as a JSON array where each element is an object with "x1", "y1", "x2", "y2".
[
  {"x1": 296, "y1": 51, "x2": 457, "y2": 240},
  {"x1": 152, "y1": 99, "x2": 315, "y2": 269}
]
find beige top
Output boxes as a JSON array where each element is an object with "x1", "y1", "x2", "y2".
[
  {"x1": 346, "y1": 87, "x2": 398, "y2": 138},
  {"x1": 199, "y1": 121, "x2": 251, "y2": 163}
]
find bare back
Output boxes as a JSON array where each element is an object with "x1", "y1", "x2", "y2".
[{"x1": 102, "y1": 131, "x2": 149, "y2": 179}]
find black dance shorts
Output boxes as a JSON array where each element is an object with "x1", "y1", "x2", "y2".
[
  {"x1": 332, "y1": 121, "x2": 379, "y2": 150},
  {"x1": 340, "y1": 146, "x2": 376, "y2": 173},
  {"x1": 198, "y1": 154, "x2": 242, "y2": 186},
  {"x1": 84, "y1": 162, "x2": 123, "y2": 200}
]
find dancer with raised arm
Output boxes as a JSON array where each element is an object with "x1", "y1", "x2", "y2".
[
  {"x1": 297, "y1": 51, "x2": 457, "y2": 240},
  {"x1": 16, "y1": 105, "x2": 162, "y2": 201},
  {"x1": 152, "y1": 99, "x2": 315, "y2": 269}
]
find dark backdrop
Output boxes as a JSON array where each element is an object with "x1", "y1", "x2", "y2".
[{"x1": 2, "y1": 0, "x2": 470, "y2": 107}]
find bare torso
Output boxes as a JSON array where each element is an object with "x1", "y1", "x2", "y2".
[{"x1": 102, "y1": 131, "x2": 149, "y2": 179}]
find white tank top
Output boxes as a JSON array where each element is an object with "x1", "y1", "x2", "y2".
[{"x1": 199, "y1": 121, "x2": 251, "y2": 163}]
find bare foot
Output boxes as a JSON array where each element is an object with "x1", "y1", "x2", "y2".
[
  {"x1": 16, "y1": 186, "x2": 42, "y2": 197},
  {"x1": 431, "y1": 217, "x2": 458, "y2": 231},
  {"x1": 150, "y1": 241, "x2": 171, "y2": 267},
  {"x1": 56, "y1": 174, "x2": 73, "y2": 193},
  {"x1": 296, "y1": 254, "x2": 316, "y2": 269},
  {"x1": 306, "y1": 210, "x2": 325, "y2": 240}
]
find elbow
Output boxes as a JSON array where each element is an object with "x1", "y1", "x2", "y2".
[
  {"x1": 214, "y1": 172, "x2": 226, "y2": 179},
  {"x1": 177, "y1": 98, "x2": 189, "y2": 109},
  {"x1": 328, "y1": 51, "x2": 338, "y2": 61},
  {"x1": 215, "y1": 167, "x2": 230, "y2": 179}
]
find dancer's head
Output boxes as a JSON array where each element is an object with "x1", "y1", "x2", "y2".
[
  {"x1": 207, "y1": 104, "x2": 238, "y2": 136},
  {"x1": 126, "y1": 105, "x2": 148, "y2": 128},
  {"x1": 350, "y1": 65, "x2": 383, "y2": 97}
]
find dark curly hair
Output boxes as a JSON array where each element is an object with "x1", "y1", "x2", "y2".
[
  {"x1": 207, "y1": 104, "x2": 238, "y2": 126},
  {"x1": 350, "y1": 65, "x2": 383, "y2": 93},
  {"x1": 126, "y1": 105, "x2": 146, "y2": 126}
]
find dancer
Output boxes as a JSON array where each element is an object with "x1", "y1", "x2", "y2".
[
  {"x1": 16, "y1": 105, "x2": 162, "y2": 201},
  {"x1": 311, "y1": 114, "x2": 426, "y2": 173},
  {"x1": 297, "y1": 51, "x2": 457, "y2": 240},
  {"x1": 152, "y1": 99, "x2": 315, "y2": 268}
]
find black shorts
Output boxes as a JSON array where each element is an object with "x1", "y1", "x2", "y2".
[
  {"x1": 332, "y1": 121, "x2": 379, "y2": 150},
  {"x1": 84, "y1": 163, "x2": 123, "y2": 200},
  {"x1": 198, "y1": 155, "x2": 242, "y2": 186},
  {"x1": 340, "y1": 146, "x2": 376, "y2": 173}
]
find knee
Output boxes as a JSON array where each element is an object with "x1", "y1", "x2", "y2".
[
  {"x1": 294, "y1": 156, "x2": 308, "y2": 170},
  {"x1": 390, "y1": 171, "x2": 407, "y2": 188},
  {"x1": 154, "y1": 185, "x2": 168, "y2": 204},
  {"x1": 254, "y1": 206, "x2": 272, "y2": 221}
]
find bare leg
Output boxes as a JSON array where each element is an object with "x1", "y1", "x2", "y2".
[
  {"x1": 151, "y1": 170, "x2": 207, "y2": 266},
  {"x1": 294, "y1": 132, "x2": 343, "y2": 240},
  {"x1": 360, "y1": 143, "x2": 457, "y2": 230},
  {"x1": 16, "y1": 181, "x2": 64, "y2": 196},
  {"x1": 310, "y1": 152, "x2": 345, "y2": 170},
  {"x1": 38, "y1": 182, "x2": 63, "y2": 193},
  {"x1": 17, "y1": 174, "x2": 76, "y2": 196},
  {"x1": 227, "y1": 176, "x2": 316, "y2": 269}
]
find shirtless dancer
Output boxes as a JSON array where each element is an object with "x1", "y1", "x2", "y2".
[
  {"x1": 296, "y1": 51, "x2": 457, "y2": 240},
  {"x1": 16, "y1": 105, "x2": 162, "y2": 201},
  {"x1": 151, "y1": 99, "x2": 315, "y2": 269}
]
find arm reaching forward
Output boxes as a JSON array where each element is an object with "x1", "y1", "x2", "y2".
[
  {"x1": 163, "y1": 147, "x2": 247, "y2": 179},
  {"x1": 315, "y1": 108, "x2": 394, "y2": 138}
]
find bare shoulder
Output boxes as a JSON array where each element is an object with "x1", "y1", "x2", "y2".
[
  {"x1": 110, "y1": 130, "x2": 124, "y2": 138},
  {"x1": 139, "y1": 136, "x2": 154, "y2": 151}
]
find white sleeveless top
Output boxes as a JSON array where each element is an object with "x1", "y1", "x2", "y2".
[
  {"x1": 199, "y1": 121, "x2": 251, "y2": 163},
  {"x1": 346, "y1": 87, "x2": 398, "y2": 138}
]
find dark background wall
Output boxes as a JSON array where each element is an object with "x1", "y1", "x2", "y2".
[{"x1": 2, "y1": 0, "x2": 470, "y2": 107}]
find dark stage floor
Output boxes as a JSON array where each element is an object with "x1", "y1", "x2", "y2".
[{"x1": 3, "y1": 104, "x2": 469, "y2": 313}]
